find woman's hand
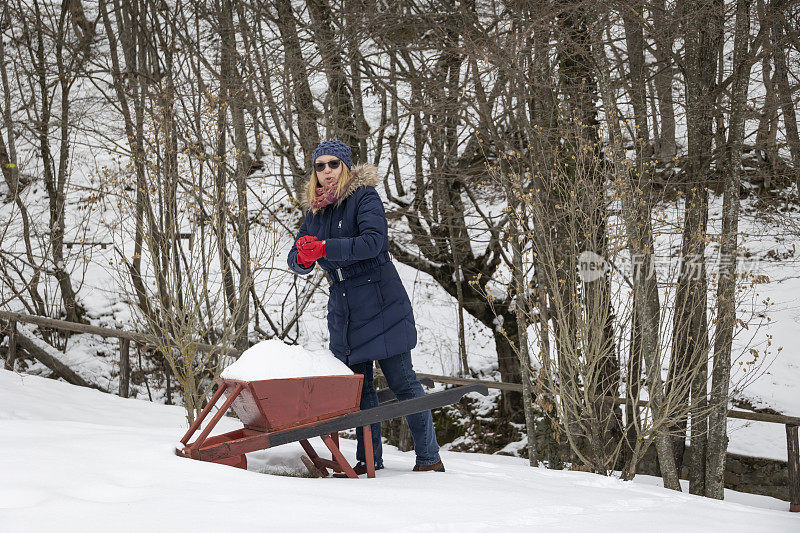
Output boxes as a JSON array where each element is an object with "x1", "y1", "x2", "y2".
[
  {"x1": 296, "y1": 235, "x2": 317, "y2": 249},
  {"x1": 296, "y1": 247, "x2": 315, "y2": 268},
  {"x1": 295, "y1": 235, "x2": 318, "y2": 267},
  {"x1": 299, "y1": 236, "x2": 327, "y2": 262}
]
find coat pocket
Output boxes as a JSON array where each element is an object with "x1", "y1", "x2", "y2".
[
  {"x1": 351, "y1": 270, "x2": 382, "y2": 286},
  {"x1": 348, "y1": 270, "x2": 383, "y2": 323}
]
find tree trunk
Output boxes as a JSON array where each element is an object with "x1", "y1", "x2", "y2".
[
  {"x1": 705, "y1": 0, "x2": 752, "y2": 500},
  {"x1": 99, "y1": 0, "x2": 154, "y2": 323},
  {"x1": 35, "y1": 0, "x2": 83, "y2": 323},
  {"x1": 346, "y1": 1, "x2": 369, "y2": 159},
  {"x1": 755, "y1": 0, "x2": 779, "y2": 183},
  {"x1": 501, "y1": 158, "x2": 539, "y2": 466},
  {"x1": 222, "y1": 0, "x2": 251, "y2": 352},
  {"x1": 770, "y1": 0, "x2": 800, "y2": 191},
  {"x1": 0, "y1": 32, "x2": 46, "y2": 315},
  {"x1": 306, "y1": 0, "x2": 358, "y2": 153},
  {"x1": 592, "y1": 13, "x2": 681, "y2": 488},
  {"x1": 274, "y1": 0, "x2": 320, "y2": 182},
  {"x1": 622, "y1": 0, "x2": 650, "y2": 150},
  {"x1": 673, "y1": 0, "x2": 722, "y2": 494},
  {"x1": 215, "y1": 0, "x2": 239, "y2": 324},
  {"x1": 4, "y1": 321, "x2": 17, "y2": 371},
  {"x1": 119, "y1": 338, "x2": 131, "y2": 398},
  {"x1": 651, "y1": 0, "x2": 677, "y2": 159},
  {"x1": 623, "y1": 298, "x2": 644, "y2": 477},
  {"x1": 15, "y1": 328, "x2": 99, "y2": 390}
]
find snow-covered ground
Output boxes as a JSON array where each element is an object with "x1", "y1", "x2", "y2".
[{"x1": 1, "y1": 369, "x2": 797, "y2": 532}]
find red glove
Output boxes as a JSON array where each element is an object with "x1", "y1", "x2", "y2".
[
  {"x1": 296, "y1": 235, "x2": 317, "y2": 248},
  {"x1": 295, "y1": 235, "x2": 318, "y2": 268},
  {"x1": 296, "y1": 247, "x2": 315, "y2": 268},
  {"x1": 299, "y1": 237, "x2": 327, "y2": 261}
]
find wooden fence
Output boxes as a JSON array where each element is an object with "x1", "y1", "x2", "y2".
[{"x1": 0, "y1": 309, "x2": 797, "y2": 511}]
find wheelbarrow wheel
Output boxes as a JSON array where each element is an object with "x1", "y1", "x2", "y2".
[{"x1": 301, "y1": 454, "x2": 328, "y2": 478}]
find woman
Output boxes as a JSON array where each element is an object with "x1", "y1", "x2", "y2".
[{"x1": 287, "y1": 140, "x2": 443, "y2": 474}]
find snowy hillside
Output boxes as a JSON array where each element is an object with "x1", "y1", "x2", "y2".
[
  {"x1": 1, "y1": 0, "x2": 799, "y2": 476},
  {"x1": 0, "y1": 369, "x2": 796, "y2": 532}
]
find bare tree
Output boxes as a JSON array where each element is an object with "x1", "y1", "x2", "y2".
[{"x1": 706, "y1": 0, "x2": 753, "y2": 499}]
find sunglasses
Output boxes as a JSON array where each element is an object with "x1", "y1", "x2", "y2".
[{"x1": 314, "y1": 159, "x2": 341, "y2": 173}]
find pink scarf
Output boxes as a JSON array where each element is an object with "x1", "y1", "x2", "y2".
[{"x1": 311, "y1": 179, "x2": 341, "y2": 211}]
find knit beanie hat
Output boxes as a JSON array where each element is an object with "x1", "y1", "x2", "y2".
[{"x1": 312, "y1": 140, "x2": 352, "y2": 170}]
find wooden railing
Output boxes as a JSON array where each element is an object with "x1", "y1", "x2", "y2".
[
  {"x1": 0, "y1": 310, "x2": 236, "y2": 396},
  {"x1": 392, "y1": 375, "x2": 800, "y2": 512},
  {"x1": 1, "y1": 309, "x2": 797, "y2": 511}
]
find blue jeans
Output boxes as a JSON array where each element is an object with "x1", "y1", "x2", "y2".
[{"x1": 349, "y1": 351, "x2": 441, "y2": 467}]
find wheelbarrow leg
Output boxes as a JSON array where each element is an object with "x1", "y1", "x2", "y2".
[
  {"x1": 299, "y1": 439, "x2": 329, "y2": 477},
  {"x1": 185, "y1": 384, "x2": 244, "y2": 457},
  {"x1": 363, "y1": 425, "x2": 375, "y2": 478},
  {"x1": 328, "y1": 431, "x2": 340, "y2": 465},
  {"x1": 322, "y1": 434, "x2": 357, "y2": 479},
  {"x1": 180, "y1": 382, "x2": 228, "y2": 445},
  {"x1": 301, "y1": 454, "x2": 327, "y2": 478}
]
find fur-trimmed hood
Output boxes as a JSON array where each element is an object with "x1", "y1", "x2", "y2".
[{"x1": 302, "y1": 163, "x2": 379, "y2": 214}]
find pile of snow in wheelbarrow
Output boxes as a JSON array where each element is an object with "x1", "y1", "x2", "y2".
[{"x1": 220, "y1": 339, "x2": 353, "y2": 380}]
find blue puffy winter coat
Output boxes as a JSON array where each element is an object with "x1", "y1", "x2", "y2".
[{"x1": 287, "y1": 164, "x2": 418, "y2": 366}]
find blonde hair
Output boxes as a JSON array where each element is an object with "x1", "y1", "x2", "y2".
[{"x1": 305, "y1": 162, "x2": 352, "y2": 213}]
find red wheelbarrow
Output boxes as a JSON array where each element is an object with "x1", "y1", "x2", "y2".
[{"x1": 177, "y1": 374, "x2": 487, "y2": 478}]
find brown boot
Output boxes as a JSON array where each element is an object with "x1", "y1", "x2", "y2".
[
  {"x1": 412, "y1": 460, "x2": 445, "y2": 472},
  {"x1": 333, "y1": 462, "x2": 383, "y2": 478}
]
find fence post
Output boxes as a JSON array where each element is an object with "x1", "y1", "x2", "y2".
[
  {"x1": 4, "y1": 320, "x2": 17, "y2": 371},
  {"x1": 119, "y1": 338, "x2": 130, "y2": 398},
  {"x1": 787, "y1": 424, "x2": 799, "y2": 512}
]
